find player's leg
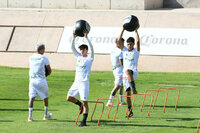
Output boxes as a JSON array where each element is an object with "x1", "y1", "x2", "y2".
[
  {"x1": 43, "y1": 97, "x2": 53, "y2": 120},
  {"x1": 78, "y1": 81, "x2": 89, "y2": 127},
  {"x1": 67, "y1": 82, "x2": 83, "y2": 114},
  {"x1": 123, "y1": 75, "x2": 134, "y2": 118},
  {"x1": 28, "y1": 81, "x2": 37, "y2": 121},
  {"x1": 119, "y1": 85, "x2": 126, "y2": 105},
  {"x1": 36, "y1": 79, "x2": 53, "y2": 120},
  {"x1": 79, "y1": 101, "x2": 89, "y2": 127},
  {"x1": 125, "y1": 69, "x2": 137, "y2": 94},
  {"x1": 125, "y1": 88, "x2": 134, "y2": 117},
  {"x1": 28, "y1": 97, "x2": 35, "y2": 121},
  {"x1": 107, "y1": 84, "x2": 120, "y2": 106}
]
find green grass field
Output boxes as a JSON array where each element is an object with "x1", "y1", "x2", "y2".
[{"x1": 0, "y1": 66, "x2": 200, "y2": 133}]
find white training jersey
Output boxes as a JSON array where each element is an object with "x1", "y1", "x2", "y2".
[
  {"x1": 29, "y1": 54, "x2": 50, "y2": 80},
  {"x1": 71, "y1": 38, "x2": 94, "y2": 82},
  {"x1": 110, "y1": 47, "x2": 123, "y2": 69},
  {"x1": 122, "y1": 47, "x2": 140, "y2": 71},
  {"x1": 74, "y1": 53, "x2": 93, "y2": 82}
]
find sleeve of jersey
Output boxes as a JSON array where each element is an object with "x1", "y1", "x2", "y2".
[
  {"x1": 71, "y1": 38, "x2": 80, "y2": 58},
  {"x1": 119, "y1": 52, "x2": 123, "y2": 60},
  {"x1": 87, "y1": 38, "x2": 94, "y2": 60},
  {"x1": 44, "y1": 56, "x2": 50, "y2": 66}
]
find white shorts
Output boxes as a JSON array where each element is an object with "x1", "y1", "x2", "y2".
[
  {"x1": 67, "y1": 81, "x2": 89, "y2": 101},
  {"x1": 29, "y1": 79, "x2": 48, "y2": 100},
  {"x1": 123, "y1": 70, "x2": 138, "y2": 91},
  {"x1": 113, "y1": 66, "x2": 123, "y2": 86}
]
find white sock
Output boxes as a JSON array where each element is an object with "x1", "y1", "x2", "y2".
[
  {"x1": 29, "y1": 108, "x2": 33, "y2": 117},
  {"x1": 44, "y1": 106, "x2": 48, "y2": 116},
  {"x1": 108, "y1": 95, "x2": 114, "y2": 104}
]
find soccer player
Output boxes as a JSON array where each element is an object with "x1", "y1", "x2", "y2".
[
  {"x1": 28, "y1": 44, "x2": 53, "y2": 121},
  {"x1": 106, "y1": 38, "x2": 126, "y2": 107},
  {"x1": 118, "y1": 25, "x2": 140, "y2": 117},
  {"x1": 66, "y1": 30, "x2": 94, "y2": 127}
]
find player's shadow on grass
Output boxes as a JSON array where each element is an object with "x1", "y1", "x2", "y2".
[
  {"x1": 144, "y1": 105, "x2": 200, "y2": 109},
  {"x1": 0, "y1": 98, "x2": 42, "y2": 101},
  {"x1": 0, "y1": 109, "x2": 58, "y2": 111},
  {"x1": 33, "y1": 119, "x2": 75, "y2": 123},
  {"x1": 106, "y1": 123, "x2": 197, "y2": 129},
  {"x1": 0, "y1": 120, "x2": 14, "y2": 122}
]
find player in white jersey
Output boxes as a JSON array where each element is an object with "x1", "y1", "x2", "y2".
[
  {"x1": 67, "y1": 30, "x2": 94, "y2": 127},
  {"x1": 106, "y1": 38, "x2": 127, "y2": 107},
  {"x1": 28, "y1": 44, "x2": 52, "y2": 122},
  {"x1": 118, "y1": 24, "x2": 140, "y2": 118}
]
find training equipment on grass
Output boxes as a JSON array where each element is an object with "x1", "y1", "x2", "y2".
[
  {"x1": 145, "y1": 89, "x2": 168, "y2": 113},
  {"x1": 114, "y1": 95, "x2": 135, "y2": 120},
  {"x1": 154, "y1": 87, "x2": 180, "y2": 111},
  {"x1": 123, "y1": 15, "x2": 139, "y2": 32},
  {"x1": 74, "y1": 20, "x2": 90, "y2": 37},
  {"x1": 132, "y1": 93, "x2": 154, "y2": 117},
  {"x1": 197, "y1": 120, "x2": 200, "y2": 133},
  {"x1": 76, "y1": 101, "x2": 104, "y2": 126},
  {"x1": 76, "y1": 98, "x2": 119, "y2": 126},
  {"x1": 91, "y1": 98, "x2": 119, "y2": 122}
]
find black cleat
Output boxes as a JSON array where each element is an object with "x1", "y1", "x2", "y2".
[
  {"x1": 133, "y1": 88, "x2": 137, "y2": 94},
  {"x1": 126, "y1": 112, "x2": 134, "y2": 118},
  {"x1": 78, "y1": 121, "x2": 87, "y2": 127}
]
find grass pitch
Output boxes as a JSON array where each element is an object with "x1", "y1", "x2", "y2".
[{"x1": 0, "y1": 66, "x2": 200, "y2": 133}]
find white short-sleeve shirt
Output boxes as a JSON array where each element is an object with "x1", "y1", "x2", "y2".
[
  {"x1": 74, "y1": 53, "x2": 94, "y2": 82},
  {"x1": 110, "y1": 47, "x2": 123, "y2": 69},
  {"x1": 122, "y1": 47, "x2": 140, "y2": 71},
  {"x1": 29, "y1": 54, "x2": 50, "y2": 80}
]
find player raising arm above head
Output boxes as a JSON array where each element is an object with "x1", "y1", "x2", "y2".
[
  {"x1": 118, "y1": 24, "x2": 140, "y2": 118},
  {"x1": 66, "y1": 30, "x2": 94, "y2": 127},
  {"x1": 106, "y1": 38, "x2": 127, "y2": 107}
]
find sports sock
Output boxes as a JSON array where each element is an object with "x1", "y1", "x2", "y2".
[
  {"x1": 128, "y1": 106, "x2": 132, "y2": 111},
  {"x1": 82, "y1": 113, "x2": 88, "y2": 123},
  {"x1": 29, "y1": 107, "x2": 33, "y2": 117},
  {"x1": 108, "y1": 95, "x2": 114, "y2": 104},
  {"x1": 131, "y1": 81, "x2": 136, "y2": 89},
  {"x1": 75, "y1": 100, "x2": 82, "y2": 107},
  {"x1": 120, "y1": 96, "x2": 124, "y2": 103},
  {"x1": 44, "y1": 106, "x2": 48, "y2": 116}
]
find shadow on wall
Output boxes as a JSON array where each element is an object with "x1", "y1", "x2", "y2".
[{"x1": 163, "y1": 0, "x2": 184, "y2": 8}]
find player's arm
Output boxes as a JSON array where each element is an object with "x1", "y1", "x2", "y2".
[
  {"x1": 117, "y1": 27, "x2": 125, "y2": 47},
  {"x1": 71, "y1": 33, "x2": 80, "y2": 56},
  {"x1": 119, "y1": 52, "x2": 123, "y2": 66},
  {"x1": 45, "y1": 65, "x2": 52, "y2": 76},
  {"x1": 84, "y1": 30, "x2": 94, "y2": 59},
  {"x1": 135, "y1": 24, "x2": 140, "y2": 52}
]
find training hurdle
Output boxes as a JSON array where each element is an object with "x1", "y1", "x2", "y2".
[
  {"x1": 91, "y1": 98, "x2": 119, "y2": 122},
  {"x1": 197, "y1": 120, "x2": 200, "y2": 133},
  {"x1": 131, "y1": 93, "x2": 154, "y2": 116},
  {"x1": 154, "y1": 87, "x2": 180, "y2": 111},
  {"x1": 145, "y1": 89, "x2": 168, "y2": 113},
  {"x1": 76, "y1": 101, "x2": 104, "y2": 126},
  {"x1": 114, "y1": 95, "x2": 135, "y2": 119}
]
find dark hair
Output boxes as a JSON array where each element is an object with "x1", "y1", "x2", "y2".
[
  {"x1": 126, "y1": 37, "x2": 135, "y2": 43},
  {"x1": 79, "y1": 44, "x2": 88, "y2": 50},
  {"x1": 36, "y1": 44, "x2": 45, "y2": 52},
  {"x1": 115, "y1": 38, "x2": 124, "y2": 43}
]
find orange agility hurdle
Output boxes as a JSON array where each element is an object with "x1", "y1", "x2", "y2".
[
  {"x1": 76, "y1": 101, "x2": 104, "y2": 126},
  {"x1": 114, "y1": 95, "x2": 135, "y2": 120},
  {"x1": 155, "y1": 87, "x2": 180, "y2": 111},
  {"x1": 131, "y1": 93, "x2": 154, "y2": 117},
  {"x1": 197, "y1": 120, "x2": 200, "y2": 133},
  {"x1": 145, "y1": 89, "x2": 168, "y2": 113},
  {"x1": 91, "y1": 98, "x2": 119, "y2": 122}
]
